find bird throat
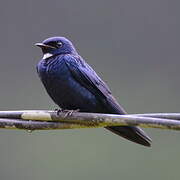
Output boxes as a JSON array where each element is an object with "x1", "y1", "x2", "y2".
[{"x1": 43, "y1": 53, "x2": 54, "y2": 60}]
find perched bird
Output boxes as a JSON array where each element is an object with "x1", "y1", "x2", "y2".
[{"x1": 35, "y1": 37, "x2": 152, "y2": 147}]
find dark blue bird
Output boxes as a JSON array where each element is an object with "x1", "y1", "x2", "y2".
[{"x1": 36, "y1": 37, "x2": 152, "y2": 147}]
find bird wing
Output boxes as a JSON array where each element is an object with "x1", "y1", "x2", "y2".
[
  {"x1": 64, "y1": 54, "x2": 151, "y2": 147},
  {"x1": 64, "y1": 54, "x2": 126, "y2": 114}
]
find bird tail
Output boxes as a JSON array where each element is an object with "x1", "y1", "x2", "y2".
[{"x1": 106, "y1": 126, "x2": 152, "y2": 147}]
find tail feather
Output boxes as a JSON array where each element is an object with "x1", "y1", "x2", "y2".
[{"x1": 106, "y1": 126, "x2": 152, "y2": 147}]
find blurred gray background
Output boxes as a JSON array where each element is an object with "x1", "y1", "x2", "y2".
[{"x1": 0, "y1": 0, "x2": 180, "y2": 179}]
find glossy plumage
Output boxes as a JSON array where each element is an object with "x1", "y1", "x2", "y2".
[{"x1": 36, "y1": 37, "x2": 152, "y2": 147}]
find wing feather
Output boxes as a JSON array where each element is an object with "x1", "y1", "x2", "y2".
[{"x1": 64, "y1": 55, "x2": 151, "y2": 147}]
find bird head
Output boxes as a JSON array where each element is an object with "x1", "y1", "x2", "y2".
[{"x1": 35, "y1": 37, "x2": 77, "y2": 60}]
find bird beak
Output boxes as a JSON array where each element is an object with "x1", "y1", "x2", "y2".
[
  {"x1": 35, "y1": 43, "x2": 56, "y2": 49},
  {"x1": 35, "y1": 43, "x2": 55, "y2": 60}
]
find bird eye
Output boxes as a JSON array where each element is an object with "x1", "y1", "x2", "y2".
[{"x1": 57, "y1": 42, "x2": 62, "y2": 48}]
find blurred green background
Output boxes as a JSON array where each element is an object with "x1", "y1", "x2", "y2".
[{"x1": 0, "y1": 0, "x2": 180, "y2": 179}]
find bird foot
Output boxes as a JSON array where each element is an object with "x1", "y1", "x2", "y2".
[
  {"x1": 55, "y1": 108, "x2": 63, "y2": 116},
  {"x1": 55, "y1": 108, "x2": 79, "y2": 117},
  {"x1": 63, "y1": 109, "x2": 80, "y2": 118}
]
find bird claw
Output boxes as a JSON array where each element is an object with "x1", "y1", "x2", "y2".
[
  {"x1": 63, "y1": 109, "x2": 80, "y2": 118},
  {"x1": 55, "y1": 108, "x2": 79, "y2": 117},
  {"x1": 55, "y1": 108, "x2": 63, "y2": 116}
]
